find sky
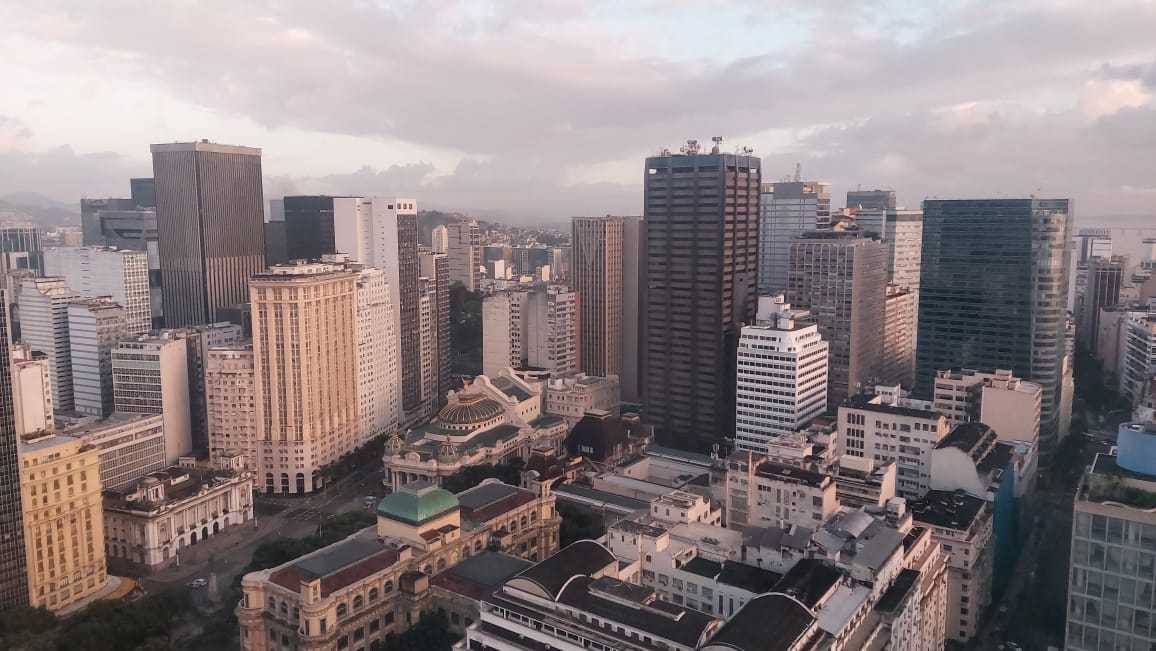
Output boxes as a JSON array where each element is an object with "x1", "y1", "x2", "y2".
[{"x1": 1, "y1": 0, "x2": 1155, "y2": 225}]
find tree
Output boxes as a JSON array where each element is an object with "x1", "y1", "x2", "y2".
[
  {"x1": 557, "y1": 501, "x2": 606, "y2": 548},
  {"x1": 380, "y1": 610, "x2": 460, "y2": 651}
]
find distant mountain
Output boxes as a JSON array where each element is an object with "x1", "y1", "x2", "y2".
[{"x1": 0, "y1": 193, "x2": 79, "y2": 229}]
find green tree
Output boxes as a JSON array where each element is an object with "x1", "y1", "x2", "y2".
[
  {"x1": 557, "y1": 501, "x2": 606, "y2": 548},
  {"x1": 380, "y1": 610, "x2": 460, "y2": 651}
]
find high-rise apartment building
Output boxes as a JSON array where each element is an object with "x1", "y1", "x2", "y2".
[
  {"x1": 1076, "y1": 256, "x2": 1124, "y2": 355},
  {"x1": 431, "y1": 224, "x2": 449, "y2": 253},
  {"x1": 68, "y1": 297, "x2": 130, "y2": 417},
  {"x1": 18, "y1": 431, "x2": 107, "y2": 612},
  {"x1": 788, "y1": 231, "x2": 887, "y2": 406},
  {"x1": 643, "y1": 145, "x2": 759, "y2": 451},
  {"x1": 446, "y1": 220, "x2": 482, "y2": 291},
  {"x1": 11, "y1": 349, "x2": 52, "y2": 435},
  {"x1": 0, "y1": 291, "x2": 29, "y2": 609},
  {"x1": 882, "y1": 285, "x2": 916, "y2": 388},
  {"x1": 251, "y1": 262, "x2": 358, "y2": 494},
  {"x1": 839, "y1": 393, "x2": 951, "y2": 499},
  {"x1": 916, "y1": 198, "x2": 1072, "y2": 456},
  {"x1": 572, "y1": 216, "x2": 623, "y2": 378},
  {"x1": 18, "y1": 277, "x2": 79, "y2": 411},
  {"x1": 758, "y1": 180, "x2": 831, "y2": 294},
  {"x1": 483, "y1": 285, "x2": 579, "y2": 377},
  {"x1": 354, "y1": 266, "x2": 400, "y2": 443},
  {"x1": 417, "y1": 277, "x2": 435, "y2": 419},
  {"x1": 112, "y1": 334, "x2": 192, "y2": 464},
  {"x1": 44, "y1": 246, "x2": 151, "y2": 334},
  {"x1": 205, "y1": 345, "x2": 256, "y2": 468},
  {"x1": 735, "y1": 295, "x2": 828, "y2": 455},
  {"x1": 151, "y1": 141, "x2": 266, "y2": 327},
  {"x1": 176, "y1": 321, "x2": 244, "y2": 455},
  {"x1": 931, "y1": 368, "x2": 1041, "y2": 445},
  {"x1": 419, "y1": 251, "x2": 451, "y2": 409},
  {"x1": 847, "y1": 189, "x2": 897, "y2": 211}
]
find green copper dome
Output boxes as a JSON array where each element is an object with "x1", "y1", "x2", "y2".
[{"x1": 376, "y1": 481, "x2": 460, "y2": 525}]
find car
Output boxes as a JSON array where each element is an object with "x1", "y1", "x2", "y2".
[
  {"x1": 187, "y1": 578, "x2": 207, "y2": 588},
  {"x1": 364, "y1": 495, "x2": 376, "y2": 503}
]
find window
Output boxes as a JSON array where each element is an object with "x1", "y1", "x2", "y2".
[
  {"x1": 384, "y1": 612, "x2": 395, "y2": 625},
  {"x1": 384, "y1": 580, "x2": 394, "y2": 593},
  {"x1": 337, "y1": 603, "x2": 348, "y2": 619},
  {"x1": 369, "y1": 588, "x2": 379, "y2": 602},
  {"x1": 353, "y1": 595, "x2": 364, "y2": 610},
  {"x1": 338, "y1": 635, "x2": 349, "y2": 649}
]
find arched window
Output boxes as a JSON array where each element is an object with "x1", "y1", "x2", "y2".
[
  {"x1": 436, "y1": 558, "x2": 446, "y2": 571},
  {"x1": 520, "y1": 515, "x2": 528, "y2": 528},
  {"x1": 383, "y1": 580, "x2": 394, "y2": 594},
  {"x1": 265, "y1": 473, "x2": 274, "y2": 493},
  {"x1": 336, "y1": 602, "x2": 348, "y2": 619},
  {"x1": 423, "y1": 564, "x2": 432, "y2": 574},
  {"x1": 280, "y1": 473, "x2": 290, "y2": 493},
  {"x1": 267, "y1": 596, "x2": 276, "y2": 611},
  {"x1": 353, "y1": 595, "x2": 364, "y2": 610},
  {"x1": 369, "y1": 588, "x2": 379, "y2": 603},
  {"x1": 296, "y1": 473, "x2": 306, "y2": 494},
  {"x1": 280, "y1": 601, "x2": 288, "y2": 616},
  {"x1": 474, "y1": 540, "x2": 483, "y2": 552},
  {"x1": 530, "y1": 511, "x2": 538, "y2": 523}
]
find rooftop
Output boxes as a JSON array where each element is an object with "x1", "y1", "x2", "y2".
[
  {"x1": 490, "y1": 376, "x2": 534, "y2": 402},
  {"x1": 18, "y1": 432, "x2": 82, "y2": 454},
  {"x1": 717, "y1": 561, "x2": 783, "y2": 594},
  {"x1": 875, "y1": 568, "x2": 920, "y2": 614},
  {"x1": 457, "y1": 481, "x2": 537, "y2": 524},
  {"x1": 268, "y1": 533, "x2": 399, "y2": 597},
  {"x1": 556, "y1": 576, "x2": 719, "y2": 649},
  {"x1": 936, "y1": 422, "x2": 995, "y2": 454},
  {"x1": 704, "y1": 593, "x2": 816, "y2": 651},
  {"x1": 843, "y1": 394, "x2": 940, "y2": 420},
  {"x1": 1083, "y1": 453, "x2": 1156, "y2": 509},
  {"x1": 553, "y1": 483, "x2": 650, "y2": 513},
  {"x1": 755, "y1": 460, "x2": 828, "y2": 488},
  {"x1": 376, "y1": 481, "x2": 459, "y2": 526},
  {"x1": 775, "y1": 559, "x2": 842, "y2": 608},
  {"x1": 682, "y1": 556, "x2": 723, "y2": 579},
  {"x1": 611, "y1": 519, "x2": 669, "y2": 538},
  {"x1": 909, "y1": 489, "x2": 987, "y2": 531},
  {"x1": 429, "y1": 551, "x2": 532, "y2": 601},
  {"x1": 511, "y1": 540, "x2": 617, "y2": 600}
]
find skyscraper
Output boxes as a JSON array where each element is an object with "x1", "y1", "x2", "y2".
[
  {"x1": 620, "y1": 217, "x2": 645, "y2": 403},
  {"x1": 735, "y1": 295, "x2": 828, "y2": 455},
  {"x1": 151, "y1": 141, "x2": 266, "y2": 327},
  {"x1": 68, "y1": 297, "x2": 130, "y2": 417},
  {"x1": 643, "y1": 142, "x2": 760, "y2": 452},
  {"x1": 18, "y1": 277, "x2": 80, "y2": 411},
  {"x1": 431, "y1": 225, "x2": 449, "y2": 253},
  {"x1": 572, "y1": 216, "x2": 624, "y2": 378},
  {"x1": 419, "y1": 251, "x2": 451, "y2": 409},
  {"x1": 1076, "y1": 256, "x2": 1124, "y2": 355},
  {"x1": 846, "y1": 189, "x2": 897, "y2": 211},
  {"x1": 80, "y1": 197, "x2": 135, "y2": 247},
  {"x1": 757, "y1": 180, "x2": 831, "y2": 294},
  {"x1": 0, "y1": 291, "x2": 29, "y2": 609},
  {"x1": 446, "y1": 220, "x2": 482, "y2": 291},
  {"x1": 44, "y1": 246, "x2": 152, "y2": 334},
  {"x1": 915, "y1": 198, "x2": 1072, "y2": 456},
  {"x1": 112, "y1": 334, "x2": 192, "y2": 464},
  {"x1": 787, "y1": 231, "x2": 887, "y2": 406},
  {"x1": 283, "y1": 195, "x2": 342, "y2": 261},
  {"x1": 354, "y1": 265, "x2": 400, "y2": 443},
  {"x1": 882, "y1": 285, "x2": 917, "y2": 388}
]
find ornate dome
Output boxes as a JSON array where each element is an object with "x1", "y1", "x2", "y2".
[
  {"x1": 376, "y1": 481, "x2": 460, "y2": 525},
  {"x1": 437, "y1": 393, "x2": 504, "y2": 429}
]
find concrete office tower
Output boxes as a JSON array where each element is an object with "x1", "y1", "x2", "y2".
[
  {"x1": 11, "y1": 350, "x2": 52, "y2": 435},
  {"x1": 205, "y1": 345, "x2": 256, "y2": 469},
  {"x1": 1067, "y1": 427, "x2": 1156, "y2": 651},
  {"x1": 1076, "y1": 256, "x2": 1124, "y2": 355},
  {"x1": 916, "y1": 199, "x2": 1072, "y2": 457},
  {"x1": 431, "y1": 224, "x2": 449, "y2": 253},
  {"x1": 0, "y1": 226, "x2": 44, "y2": 281},
  {"x1": 81, "y1": 197, "x2": 134, "y2": 247},
  {"x1": 483, "y1": 285, "x2": 579, "y2": 377},
  {"x1": 644, "y1": 144, "x2": 759, "y2": 451},
  {"x1": 18, "y1": 431, "x2": 106, "y2": 612},
  {"x1": 1075, "y1": 227, "x2": 1112, "y2": 264},
  {"x1": 882, "y1": 285, "x2": 916, "y2": 388},
  {"x1": 18, "y1": 277, "x2": 80, "y2": 411},
  {"x1": 176, "y1": 322, "x2": 243, "y2": 454},
  {"x1": 735, "y1": 295, "x2": 828, "y2": 455},
  {"x1": 80, "y1": 210, "x2": 162, "y2": 328},
  {"x1": 853, "y1": 209, "x2": 923, "y2": 291},
  {"x1": 788, "y1": 231, "x2": 887, "y2": 407},
  {"x1": 250, "y1": 262, "x2": 358, "y2": 494},
  {"x1": 932, "y1": 369, "x2": 1041, "y2": 444},
  {"x1": 68, "y1": 298, "x2": 129, "y2": 417},
  {"x1": 446, "y1": 220, "x2": 482, "y2": 291},
  {"x1": 419, "y1": 251, "x2": 451, "y2": 408},
  {"x1": 112, "y1": 334, "x2": 191, "y2": 464},
  {"x1": 354, "y1": 266, "x2": 400, "y2": 443},
  {"x1": 846, "y1": 189, "x2": 897, "y2": 211},
  {"x1": 758, "y1": 180, "x2": 831, "y2": 294},
  {"x1": 130, "y1": 177, "x2": 155, "y2": 209},
  {"x1": 0, "y1": 290, "x2": 30, "y2": 609},
  {"x1": 572, "y1": 216, "x2": 624, "y2": 378},
  {"x1": 151, "y1": 141, "x2": 266, "y2": 327},
  {"x1": 282, "y1": 195, "x2": 341, "y2": 261},
  {"x1": 44, "y1": 247, "x2": 151, "y2": 334},
  {"x1": 417, "y1": 278, "x2": 435, "y2": 419},
  {"x1": 620, "y1": 217, "x2": 644, "y2": 403}
]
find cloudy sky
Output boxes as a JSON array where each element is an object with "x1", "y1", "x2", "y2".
[{"x1": 2, "y1": 0, "x2": 1154, "y2": 224}]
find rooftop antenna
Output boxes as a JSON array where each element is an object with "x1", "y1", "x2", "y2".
[
  {"x1": 680, "y1": 139, "x2": 701, "y2": 155},
  {"x1": 711, "y1": 136, "x2": 724, "y2": 154},
  {"x1": 794, "y1": 162, "x2": 802, "y2": 182}
]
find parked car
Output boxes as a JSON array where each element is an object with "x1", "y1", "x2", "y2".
[{"x1": 187, "y1": 578, "x2": 207, "y2": 588}]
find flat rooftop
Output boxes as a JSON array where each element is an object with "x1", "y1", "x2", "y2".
[
  {"x1": 843, "y1": 394, "x2": 939, "y2": 420},
  {"x1": 430, "y1": 551, "x2": 532, "y2": 601},
  {"x1": 909, "y1": 489, "x2": 987, "y2": 531},
  {"x1": 1083, "y1": 453, "x2": 1156, "y2": 509},
  {"x1": 268, "y1": 531, "x2": 399, "y2": 597}
]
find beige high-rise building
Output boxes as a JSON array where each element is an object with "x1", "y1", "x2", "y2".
[
  {"x1": 572, "y1": 217, "x2": 623, "y2": 378},
  {"x1": 446, "y1": 220, "x2": 481, "y2": 291},
  {"x1": 11, "y1": 349, "x2": 53, "y2": 435},
  {"x1": 206, "y1": 345, "x2": 256, "y2": 469},
  {"x1": 882, "y1": 285, "x2": 916, "y2": 389},
  {"x1": 482, "y1": 284, "x2": 579, "y2": 377},
  {"x1": 251, "y1": 261, "x2": 358, "y2": 495},
  {"x1": 19, "y1": 431, "x2": 107, "y2": 612}
]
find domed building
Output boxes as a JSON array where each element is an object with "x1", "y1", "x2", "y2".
[
  {"x1": 382, "y1": 369, "x2": 568, "y2": 492},
  {"x1": 376, "y1": 480, "x2": 462, "y2": 549}
]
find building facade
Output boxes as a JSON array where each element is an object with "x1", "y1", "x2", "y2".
[
  {"x1": 251, "y1": 262, "x2": 358, "y2": 495},
  {"x1": 446, "y1": 220, "x2": 481, "y2": 291},
  {"x1": 758, "y1": 180, "x2": 831, "y2": 294},
  {"x1": 931, "y1": 368, "x2": 1042, "y2": 445},
  {"x1": 734, "y1": 295, "x2": 828, "y2": 455},
  {"x1": 0, "y1": 292, "x2": 29, "y2": 609},
  {"x1": 643, "y1": 145, "x2": 760, "y2": 452},
  {"x1": 66, "y1": 413, "x2": 167, "y2": 491},
  {"x1": 354, "y1": 266, "x2": 400, "y2": 442},
  {"x1": 419, "y1": 251, "x2": 451, "y2": 409},
  {"x1": 838, "y1": 393, "x2": 950, "y2": 500},
  {"x1": 882, "y1": 285, "x2": 916, "y2": 389},
  {"x1": 205, "y1": 345, "x2": 257, "y2": 469},
  {"x1": 112, "y1": 334, "x2": 192, "y2": 464},
  {"x1": 44, "y1": 246, "x2": 151, "y2": 334},
  {"x1": 68, "y1": 297, "x2": 129, "y2": 417},
  {"x1": 431, "y1": 225, "x2": 448, "y2": 253},
  {"x1": 151, "y1": 141, "x2": 266, "y2": 327},
  {"x1": 177, "y1": 321, "x2": 245, "y2": 455},
  {"x1": 11, "y1": 351, "x2": 52, "y2": 435},
  {"x1": 787, "y1": 231, "x2": 887, "y2": 407},
  {"x1": 1077, "y1": 256, "x2": 1125, "y2": 355},
  {"x1": 18, "y1": 432, "x2": 107, "y2": 612},
  {"x1": 18, "y1": 277, "x2": 80, "y2": 411},
  {"x1": 916, "y1": 198, "x2": 1072, "y2": 457},
  {"x1": 572, "y1": 216, "x2": 624, "y2": 379},
  {"x1": 482, "y1": 284, "x2": 579, "y2": 377}
]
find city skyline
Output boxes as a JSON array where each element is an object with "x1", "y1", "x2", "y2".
[{"x1": 2, "y1": 2, "x2": 1155, "y2": 223}]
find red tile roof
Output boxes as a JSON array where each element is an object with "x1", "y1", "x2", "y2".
[
  {"x1": 269, "y1": 548, "x2": 400, "y2": 597},
  {"x1": 462, "y1": 491, "x2": 536, "y2": 523}
]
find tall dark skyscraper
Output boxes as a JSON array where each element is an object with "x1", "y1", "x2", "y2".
[
  {"x1": 420, "y1": 251, "x2": 451, "y2": 409},
  {"x1": 130, "y1": 177, "x2": 156, "y2": 209},
  {"x1": 573, "y1": 217, "x2": 624, "y2": 378},
  {"x1": 283, "y1": 195, "x2": 340, "y2": 261},
  {"x1": 915, "y1": 198, "x2": 1072, "y2": 455},
  {"x1": 846, "y1": 189, "x2": 897, "y2": 211},
  {"x1": 151, "y1": 141, "x2": 266, "y2": 328},
  {"x1": 642, "y1": 141, "x2": 760, "y2": 452},
  {"x1": 0, "y1": 293, "x2": 29, "y2": 608}
]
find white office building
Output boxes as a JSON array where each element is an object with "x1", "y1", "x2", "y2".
[
  {"x1": 735, "y1": 295, "x2": 828, "y2": 455},
  {"x1": 68, "y1": 297, "x2": 129, "y2": 417},
  {"x1": 44, "y1": 246, "x2": 151, "y2": 334},
  {"x1": 483, "y1": 284, "x2": 579, "y2": 376},
  {"x1": 18, "y1": 276, "x2": 80, "y2": 411},
  {"x1": 431, "y1": 224, "x2": 449, "y2": 253},
  {"x1": 446, "y1": 220, "x2": 482, "y2": 290},
  {"x1": 838, "y1": 392, "x2": 950, "y2": 500},
  {"x1": 66, "y1": 413, "x2": 167, "y2": 491},
  {"x1": 11, "y1": 348, "x2": 53, "y2": 434},
  {"x1": 112, "y1": 333, "x2": 192, "y2": 464},
  {"x1": 354, "y1": 266, "x2": 400, "y2": 442},
  {"x1": 853, "y1": 209, "x2": 923, "y2": 292}
]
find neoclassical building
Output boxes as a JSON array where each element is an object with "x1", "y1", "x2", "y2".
[
  {"x1": 237, "y1": 478, "x2": 560, "y2": 651},
  {"x1": 382, "y1": 371, "x2": 566, "y2": 492}
]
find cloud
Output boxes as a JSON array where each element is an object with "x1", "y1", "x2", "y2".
[{"x1": 0, "y1": 146, "x2": 146, "y2": 202}]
